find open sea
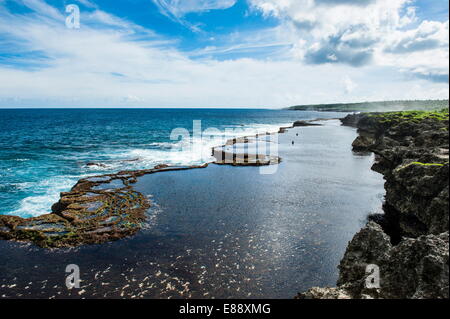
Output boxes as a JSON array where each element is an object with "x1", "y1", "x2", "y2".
[
  {"x1": 0, "y1": 109, "x2": 387, "y2": 298},
  {"x1": 0, "y1": 108, "x2": 342, "y2": 218}
]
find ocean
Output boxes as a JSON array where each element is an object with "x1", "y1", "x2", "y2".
[
  {"x1": 0, "y1": 108, "x2": 342, "y2": 218},
  {"x1": 0, "y1": 114, "x2": 386, "y2": 298}
]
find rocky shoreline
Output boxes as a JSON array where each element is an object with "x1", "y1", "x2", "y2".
[
  {"x1": 0, "y1": 123, "x2": 295, "y2": 248},
  {"x1": 0, "y1": 164, "x2": 214, "y2": 248},
  {"x1": 2, "y1": 111, "x2": 447, "y2": 299},
  {"x1": 298, "y1": 110, "x2": 449, "y2": 299}
]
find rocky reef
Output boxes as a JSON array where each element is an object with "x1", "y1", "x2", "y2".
[
  {"x1": 299, "y1": 110, "x2": 449, "y2": 299},
  {"x1": 212, "y1": 134, "x2": 281, "y2": 166},
  {"x1": 0, "y1": 121, "x2": 295, "y2": 248},
  {"x1": 0, "y1": 117, "x2": 298, "y2": 248},
  {"x1": 0, "y1": 165, "x2": 207, "y2": 248},
  {"x1": 212, "y1": 121, "x2": 325, "y2": 166}
]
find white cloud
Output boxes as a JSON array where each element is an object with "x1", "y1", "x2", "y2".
[
  {"x1": 384, "y1": 20, "x2": 449, "y2": 54},
  {"x1": 249, "y1": 0, "x2": 413, "y2": 29},
  {"x1": 248, "y1": 0, "x2": 448, "y2": 82},
  {"x1": 377, "y1": 20, "x2": 449, "y2": 82},
  {"x1": 0, "y1": 0, "x2": 448, "y2": 108},
  {"x1": 151, "y1": 0, "x2": 237, "y2": 31},
  {"x1": 152, "y1": 0, "x2": 237, "y2": 17},
  {"x1": 187, "y1": 25, "x2": 294, "y2": 59},
  {"x1": 343, "y1": 76, "x2": 357, "y2": 94},
  {"x1": 76, "y1": 0, "x2": 97, "y2": 8},
  {"x1": 20, "y1": 0, "x2": 64, "y2": 20}
]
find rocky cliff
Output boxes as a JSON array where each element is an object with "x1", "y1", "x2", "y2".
[{"x1": 299, "y1": 110, "x2": 449, "y2": 299}]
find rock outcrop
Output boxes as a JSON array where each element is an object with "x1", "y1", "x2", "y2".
[
  {"x1": 293, "y1": 120, "x2": 322, "y2": 127},
  {"x1": 0, "y1": 165, "x2": 207, "y2": 248},
  {"x1": 213, "y1": 120, "x2": 324, "y2": 166},
  {"x1": 213, "y1": 132, "x2": 283, "y2": 166},
  {"x1": 298, "y1": 110, "x2": 449, "y2": 299},
  {"x1": 0, "y1": 121, "x2": 304, "y2": 247}
]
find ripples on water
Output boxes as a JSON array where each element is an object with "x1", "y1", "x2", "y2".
[
  {"x1": 0, "y1": 121, "x2": 385, "y2": 299},
  {"x1": 0, "y1": 109, "x2": 341, "y2": 217}
]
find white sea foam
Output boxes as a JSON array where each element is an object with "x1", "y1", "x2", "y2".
[
  {"x1": 9, "y1": 122, "x2": 291, "y2": 218},
  {"x1": 10, "y1": 176, "x2": 81, "y2": 218},
  {"x1": 121, "y1": 122, "x2": 290, "y2": 167}
]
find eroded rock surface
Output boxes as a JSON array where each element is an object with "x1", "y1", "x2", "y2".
[
  {"x1": 213, "y1": 132, "x2": 283, "y2": 166},
  {"x1": 0, "y1": 165, "x2": 207, "y2": 248},
  {"x1": 1, "y1": 120, "x2": 306, "y2": 247},
  {"x1": 293, "y1": 120, "x2": 322, "y2": 127},
  {"x1": 212, "y1": 121, "x2": 324, "y2": 166},
  {"x1": 298, "y1": 110, "x2": 449, "y2": 299}
]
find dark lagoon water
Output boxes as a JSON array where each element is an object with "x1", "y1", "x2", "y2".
[
  {"x1": 0, "y1": 109, "x2": 340, "y2": 218},
  {"x1": 0, "y1": 114, "x2": 385, "y2": 299}
]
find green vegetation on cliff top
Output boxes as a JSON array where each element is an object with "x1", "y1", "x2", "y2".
[
  {"x1": 287, "y1": 99, "x2": 449, "y2": 112},
  {"x1": 368, "y1": 109, "x2": 449, "y2": 124},
  {"x1": 396, "y1": 161, "x2": 448, "y2": 172},
  {"x1": 411, "y1": 162, "x2": 447, "y2": 167}
]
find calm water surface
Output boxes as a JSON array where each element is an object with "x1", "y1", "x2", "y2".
[
  {"x1": 0, "y1": 119, "x2": 384, "y2": 299},
  {"x1": 0, "y1": 109, "x2": 340, "y2": 217}
]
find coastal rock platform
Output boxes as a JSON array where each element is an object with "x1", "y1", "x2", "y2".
[
  {"x1": 0, "y1": 165, "x2": 207, "y2": 248},
  {"x1": 298, "y1": 110, "x2": 449, "y2": 299},
  {"x1": 0, "y1": 121, "x2": 306, "y2": 247},
  {"x1": 212, "y1": 133, "x2": 282, "y2": 166},
  {"x1": 0, "y1": 118, "x2": 385, "y2": 298}
]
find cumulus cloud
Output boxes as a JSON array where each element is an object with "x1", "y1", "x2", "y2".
[
  {"x1": 304, "y1": 26, "x2": 377, "y2": 66},
  {"x1": 0, "y1": 0, "x2": 448, "y2": 108},
  {"x1": 384, "y1": 20, "x2": 449, "y2": 54},
  {"x1": 248, "y1": 0, "x2": 448, "y2": 82},
  {"x1": 249, "y1": 0, "x2": 413, "y2": 65},
  {"x1": 379, "y1": 20, "x2": 449, "y2": 83}
]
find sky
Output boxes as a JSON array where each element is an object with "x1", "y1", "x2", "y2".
[{"x1": 0, "y1": 0, "x2": 448, "y2": 108}]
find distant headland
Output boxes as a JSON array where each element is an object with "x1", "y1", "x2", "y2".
[{"x1": 287, "y1": 99, "x2": 449, "y2": 112}]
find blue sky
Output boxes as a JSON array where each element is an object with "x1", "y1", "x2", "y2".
[{"x1": 0, "y1": 0, "x2": 448, "y2": 107}]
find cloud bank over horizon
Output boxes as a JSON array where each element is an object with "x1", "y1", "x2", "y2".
[{"x1": 0, "y1": 0, "x2": 448, "y2": 108}]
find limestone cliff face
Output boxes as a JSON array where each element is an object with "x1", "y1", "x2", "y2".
[{"x1": 298, "y1": 110, "x2": 449, "y2": 299}]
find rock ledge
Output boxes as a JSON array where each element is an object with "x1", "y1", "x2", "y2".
[{"x1": 298, "y1": 110, "x2": 449, "y2": 299}]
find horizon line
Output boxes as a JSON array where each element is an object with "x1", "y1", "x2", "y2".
[{"x1": 0, "y1": 98, "x2": 448, "y2": 110}]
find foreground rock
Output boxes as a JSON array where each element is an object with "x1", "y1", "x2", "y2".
[
  {"x1": 213, "y1": 132, "x2": 284, "y2": 166},
  {"x1": 298, "y1": 110, "x2": 449, "y2": 299},
  {"x1": 212, "y1": 120, "x2": 325, "y2": 166},
  {"x1": 0, "y1": 165, "x2": 206, "y2": 248},
  {"x1": 293, "y1": 120, "x2": 322, "y2": 127},
  {"x1": 1, "y1": 120, "x2": 307, "y2": 247}
]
